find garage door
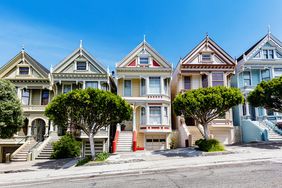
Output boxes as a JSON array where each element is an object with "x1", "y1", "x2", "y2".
[{"x1": 145, "y1": 136, "x2": 166, "y2": 150}]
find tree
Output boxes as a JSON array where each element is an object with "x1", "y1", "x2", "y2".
[
  {"x1": 248, "y1": 76, "x2": 282, "y2": 112},
  {"x1": 45, "y1": 88, "x2": 132, "y2": 160},
  {"x1": 173, "y1": 86, "x2": 244, "y2": 140},
  {"x1": 0, "y1": 79, "x2": 24, "y2": 138}
]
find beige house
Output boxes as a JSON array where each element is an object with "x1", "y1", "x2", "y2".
[
  {"x1": 51, "y1": 41, "x2": 116, "y2": 155},
  {"x1": 0, "y1": 48, "x2": 53, "y2": 162},
  {"x1": 115, "y1": 39, "x2": 172, "y2": 151},
  {"x1": 171, "y1": 35, "x2": 237, "y2": 146}
]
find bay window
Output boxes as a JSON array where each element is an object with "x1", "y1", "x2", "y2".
[
  {"x1": 63, "y1": 84, "x2": 71, "y2": 94},
  {"x1": 124, "y1": 80, "x2": 132, "y2": 96},
  {"x1": 163, "y1": 107, "x2": 168, "y2": 124},
  {"x1": 141, "y1": 107, "x2": 146, "y2": 125},
  {"x1": 212, "y1": 72, "x2": 224, "y2": 86},
  {"x1": 261, "y1": 69, "x2": 270, "y2": 81},
  {"x1": 149, "y1": 106, "x2": 161, "y2": 125},
  {"x1": 243, "y1": 71, "x2": 251, "y2": 86},
  {"x1": 141, "y1": 78, "x2": 146, "y2": 96},
  {"x1": 41, "y1": 90, "x2": 49, "y2": 105},
  {"x1": 149, "y1": 77, "x2": 161, "y2": 94},
  {"x1": 184, "y1": 76, "x2": 191, "y2": 90},
  {"x1": 22, "y1": 90, "x2": 30, "y2": 105},
  {"x1": 202, "y1": 75, "x2": 208, "y2": 88},
  {"x1": 85, "y1": 81, "x2": 98, "y2": 89}
]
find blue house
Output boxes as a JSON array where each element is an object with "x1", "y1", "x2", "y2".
[{"x1": 232, "y1": 31, "x2": 282, "y2": 143}]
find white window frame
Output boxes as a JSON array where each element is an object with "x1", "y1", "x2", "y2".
[
  {"x1": 62, "y1": 84, "x2": 72, "y2": 94},
  {"x1": 123, "y1": 79, "x2": 132, "y2": 97},
  {"x1": 140, "y1": 106, "x2": 146, "y2": 125},
  {"x1": 149, "y1": 77, "x2": 161, "y2": 94},
  {"x1": 85, "y1": 81, "x2": 98, "y2": 89},
  {"x1": 212, "y1": 72, "x2": 224, "y2": 86},
  {"x1": 149, "y1": 106, "x2": 162, "y2": 125},
  {"x1": 21, "y1": 89, "x2": 30, "y2": 105},
  {"x1": 201, "y1": 53, "x2": 212, "y2": 62},
  {"x1": 140, "y1": 78, "x2": 146, "y2": 96},
  {"x1": 243, "y1": 71, "x2": 251, "y2": 86},
  {"x1": 261, "y1": 69, "x2": 271, "y2": 81}
]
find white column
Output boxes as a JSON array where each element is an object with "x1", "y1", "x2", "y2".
[
  {"x1": 263, "y1": 108, "x2": 267, "y2": 116},
  {"x1": 17, "y1": 88, "x2": 22, "y2": 99},
  {"x1": 98, "y1": 81, "x2": 101, "y2": 89},
  {"x1": 27, "y1": 119, "x2": 32, "y2": 137},
  {"x1": 224, "y1": 73, "x2": 228, "y2": 86},
  {"x1": 116, "y1": 123, "x2": 121, "y2": 132},
  {"x1": 208, "y1": 73, "x2": 212, "y2": 87},
  {"x1": 245, "y1": 101, "x2": 250, "y2": 117},
  {"x1": 45, "y1": 126, "x2": 48, "y2": 136},
  {"x1": 133, "y1": 110, "x2": 136, "y2": 131}
]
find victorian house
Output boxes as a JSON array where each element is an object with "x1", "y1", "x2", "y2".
[
  {"x1": 114, "y1": 39, "x2": 172, "y2": 152},
  {"x1": 232, "y1": 32, "x2": 282, "y2": 143},
  {"x1": 51, "y1": 41, "x2": 116, "y2": 155},
  {"x1": 171, "y1": 35, "x2": 237, "y2": 147},
  {"x1": 0, "y1": 48, "x2": 53, "y2": 162}
]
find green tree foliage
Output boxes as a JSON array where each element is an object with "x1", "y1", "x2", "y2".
[
  {"x1": 45, "y1": 88, "x2": 132, "y2": 159},
  {"x1": 195, "y1": 138, "x2": 225, "y2": 152},
  {"x1": 173, "y1": 86, "x2": 244, "y2": 139},
  {"x1": 51, "y1": 134, "x2": 81, "y2": 159},
  {"x1": 0, "y1": 79, "x2": 23, "y2": 138},
  {"x1": 248, "y1": 76, "x2": 282, "y2": 112}
]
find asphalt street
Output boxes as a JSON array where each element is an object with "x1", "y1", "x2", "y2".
[{"x1": 4, "y1": 160, "x2": 282, "y2": 188}]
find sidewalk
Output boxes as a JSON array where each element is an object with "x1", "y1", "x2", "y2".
[{"x1": 1, "y1": 142, "x2": 282, "y2": 185}]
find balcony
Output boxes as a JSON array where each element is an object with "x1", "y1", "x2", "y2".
[{"x1": 22, "y1": 105, "x2": 46, "y2": 112}]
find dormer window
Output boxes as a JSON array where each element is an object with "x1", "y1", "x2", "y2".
[
  {"x1": 263, "y1": 49, "x2": 274, "y2": 59},
  {"x1": 77, "y1": 61, "x2": 87, "y2": 70},
  {"x1": 202, "y1": 53, "x2": 212, "y2": 62},
  {"x1": 19, "y1": 67, "x2": 29, "y2": 75},
  {"x1": 140, "y1": 57, "x2": 149, "y2": 65}
]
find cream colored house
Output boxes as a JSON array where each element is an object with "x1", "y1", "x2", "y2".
[
  {"x1": 0, "y1": 48, "x2": 53, "y2": 162},
  {"x1": 51, "y1": 41, "x2": 116, "y2": 155},
  {"x1": 171, "y1": 35, "x2": 237, "y2": 146},
  {"x1": 115, "y1": 39, "x2": 172, "y2": 151}
]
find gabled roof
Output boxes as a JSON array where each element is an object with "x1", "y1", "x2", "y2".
[
  {"x1": 52, "y1": 44, "x2": 107, "y2": 74},
  {"x1": 237, "y1": 33, "x2": 282, "y2": 62},
  {"x1": 0, "y1": 50, "x2": 49, "y2": 78},
  {"x1": 117, "y1": 40, "x2": 171, "y2": 68},
  {"x1": 176, "y1": 35, "x2": 235, "y2": 69}
]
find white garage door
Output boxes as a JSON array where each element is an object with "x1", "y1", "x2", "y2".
[{"x1": 145, "y1": 135, "x2": 166, "y2": 150}]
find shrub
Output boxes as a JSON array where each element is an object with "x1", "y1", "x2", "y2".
[
  {"x1": 95, "y1": 152, "x2": 110, "y2": 161},
  {"x1": 195, "y1": 139, "x2": 225, "y2": 152},
  {"x1": 170, "y1": 131, "x2": 178, "y2": 149},
  {"x1": 51, "y1": 134, "x2": 81, "y2": 159},
  {"x1": 76, "y1": 156, "x2": 91, "y2": 166}
]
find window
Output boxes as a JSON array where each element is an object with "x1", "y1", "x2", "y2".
[
  {"x1": 85, "y1": 81, "x2": 98, "y2": 89},
  {"x1": 202, "y1": 53, "x2": 212, "y2": 62},
  {"x1": 76, "y1": 61, "x2": 87, "y2": 70},
  {"x1": 149, "y1": 77, "x2": 161, "y2": 94},
  {"x1": 19, "y1": 67, "x2": 29, "y2": 75},
  {"x1": 261, "y1": 69, "x2": 270, "y2": 81},
  {"x1": 141, "y1": 78, "x2": 146, "y2": 96},
  {"x1": 22, "y1": 89, "x2": 30, "y2": 105},
  {"x1": 41, "y1": 90, "x2": 49, "y2": 105},
  {"x1": 140, "y1": 57, "x2": 149, "y2": 65},
  {"x1": 243, "y1": 71, "x2": 251, "y2": 86},
  {"x1": 101, "y1": 82, "x2": 108, "y2": 90},
  {"x1": 124, "y1": 80, "x2": 132, "y2": 96},
  {"x1": 202, "y1": 75, "x2": 208, "y2": 88},
  {"x1": 141, "y1": 107, "x2": 146, "y2": 125},
  {"x1": 212, "y1": 73, "x2": 224, "y2": 86},
  {"x1": 263, "y1": 49, "x2": 274, "y2": 59},
  {"x1": 184, "y1": 76, "x2": 191, "y2": 90},
  {"x1": 274, "y1": 68, "x2": 282, "y2": 78},
  {"x1": 163, "y1": 107, "x2": 168, "y2": 124},
  {"x1": 63, "y1": 85, "x2": 71, "y2": 94},
  {"x1": 149, "y1": 106, "x2": 161, "y2": 125},
  {"x1": 164, "y1": 79, "x2": 168, "y2": 94}
]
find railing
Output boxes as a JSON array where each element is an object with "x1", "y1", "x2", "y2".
[
  {"x1": 22, "y1": 105, "x2": 46, "y2": 112},
  {"x1": 31, "y1": 136, "x2": 52, "y2": 160},
  {"x1": 10, "y1": 137, "x2": 29, "y2": 160},
  {"x1": 264, "y1": 120, "x2": 282, "y2": 135},
  {"x1": 112, "y1": 130, "x2": 120, "y2": 153}
]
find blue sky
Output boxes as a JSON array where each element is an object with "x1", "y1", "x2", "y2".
[{"x1": 0, "y1": 0, "x2": 282, "y2": 71}]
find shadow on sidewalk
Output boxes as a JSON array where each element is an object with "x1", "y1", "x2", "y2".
[
  {"x1": 32, "y1": 158, "x2": 76, "y2": 170},
  {"x1": 240, "y1": 142, "x2": 282, "y2": 150},
  {"x1": 152, "y1": 148, "x2": 203, "y2": 158}
]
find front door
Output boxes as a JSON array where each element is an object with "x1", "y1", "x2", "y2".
[{"x1": 32, "y1": 119, "x2": 46, "y2": 142}]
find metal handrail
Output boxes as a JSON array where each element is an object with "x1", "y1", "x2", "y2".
[{"x1": 264, "y1": 120, "x2": 282, "y2": 135}]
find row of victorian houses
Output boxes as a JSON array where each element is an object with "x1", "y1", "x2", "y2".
[{"x1": 0, "y1": 31, "x2": 282, "y2": 162}]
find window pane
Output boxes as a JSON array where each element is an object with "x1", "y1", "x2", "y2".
[
  {"x1": 243, "y1": 71, "x2": 251, "y2": 86},
  {"x1": 164, "y1": 79, "x2": 168, "y2": 94},
  {"x1": 141, "y1": 79, "x2": 146, "y2": 95},
  {"x1": 19, "y1": 67, "x2": 29, "y2": 75},
  {"x1": 261, "y1": 69, "x2": 270, "y2": 81},
  {"x1": 141, "y1": 107, "x2": 146, "y2": 125},
  {"x1": 77, "y1": 61, "x2": 86, "y2": 70},
  {"x1": 149, "y1": 106, "x2": 161, "y2": 125},
  {"x1": 263, "y1": 50, "x2": 268, "y2": 59},
  {"x1": 22, "y1": 90, "x2": 30, "y2": 105},
  {"x1": 184, "y1": 76, "x2": 191, "y2": 90},
  {"x1": 202, "y1": 54, "x2": 211, "y2": 61},
  {"x1": 149, "y1": 77, "x2": 161, "y2": 94},
  {"x1": 202, "y1": 75, "x2": 208, "y2": 88},
  {"x1": 124, "y1": 80, "x2": 132, "y2": 96},
  {"x1": 41, "y1": 90, "x2": 49, "y2": 105},
  {"x1": 140, "y1": 57, "x2": 149, "y2": 64},
  {"x1": 85, "y1": 81, "x2": 98, "y2": 88},
  {"x1": 212, "y1": 73, "x2": 224, "y2": 86},
  {"x1": 269, "y1": 50, "x2": 274, "y2": 59},
  {"x1": 63, "y1": 85, "x2": 71, "y2": 94}
]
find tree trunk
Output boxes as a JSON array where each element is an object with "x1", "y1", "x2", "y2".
[
  {"x1": 89, "y1": 133, "x2": 95, "y2": 160},
  {"x1": 203, "y1": 123, "x2": 210, "y2": 140}
]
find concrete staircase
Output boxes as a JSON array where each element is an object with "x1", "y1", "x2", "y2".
[
  {"x1": 267, "y1": 128, "x2": 282, "y2": 141},
  {"x1": 187, "y1": 126, "x2": 204, "y2": 145},
  {"x1": 116, "y1": 131, "x2": 132, "y2": 152},
  {"x1": 11, "y1": 139, "x2": 37, "y2": 162},
  {"x1": 261, "y1": 120, "x2": 282, "y2": 141},
  {"x1": 35, "y1": 136, "x2": 60, "y2": 159}
]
